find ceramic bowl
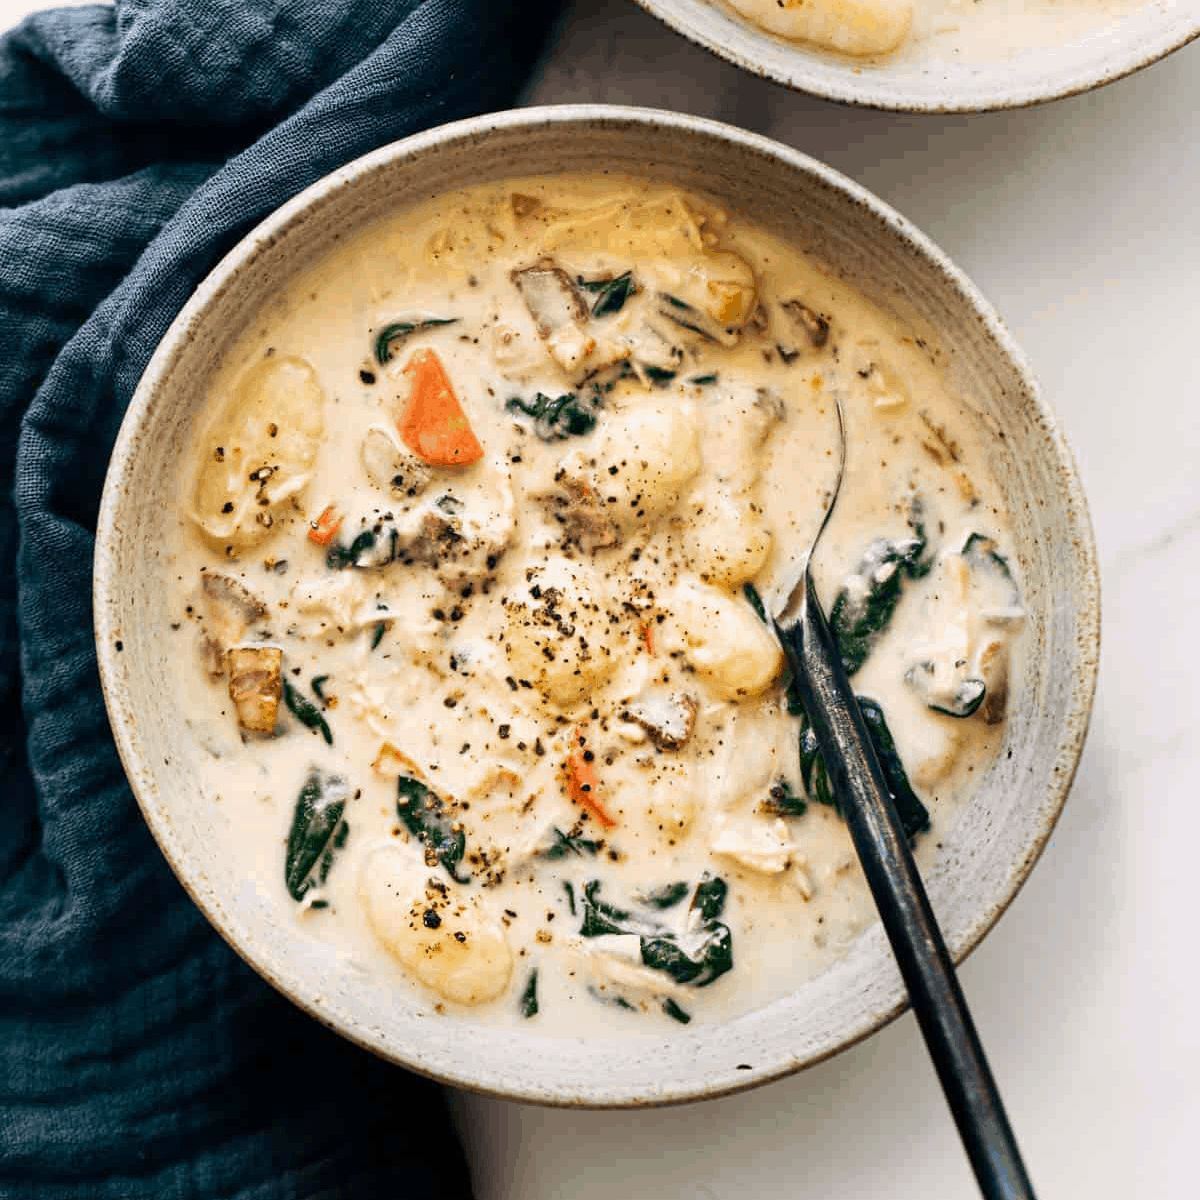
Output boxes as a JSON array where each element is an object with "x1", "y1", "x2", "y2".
[
  {"x1": 633, "y1": 0, "x2": 1199, "y2": 111},
  {"x1": 94, "y1": 106, "x2": 1099, "y2": 1107}
]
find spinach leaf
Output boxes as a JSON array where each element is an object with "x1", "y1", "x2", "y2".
[
  {"x1": 641, "y1": 923, "x2": 732, "y2": 987},
  {"x1": 962, "y1": 531, "x2": 1019, "y2": 602},
  {"x1": 311, "y1": 674, "x2": 330, "y2": 702},
  {"x1": 578, "y1": 880, "x2": 640, "y2": 938},
  {"x1": 285, "y1": 770, "x2": 349, "y2": 901},
  {"x1": 283, "y1": 679, "x2": 332, "y2": 745},
  {"x1": 396, "y1": 775, "x2": 468, "y2": 883},
  {"x1": 798, "y1": 701, "x2": 929, "y2": 839},
  {"x1": 856, "y1": 697, "x2": 930, "y2": 838},
  {"x1": 657, "y1": 293, "x2": 719, "y2": 343},
  {"x1": 687, "y1": 373, "x2": 718, "y2": 386},
  {"x1": 637, "y1": 881, "x2": 690, "y2": 909},
  {"x1": 538, "y1": 827, "x2": 601, "y2": 861},
  {"x1": 374, "y1": 318, "x2": 458, "y2": 364},
  {"x1": 578, "y1": 879, "x2": 733, "y2": 989},
  {"x1": 506, "y1": 391, "x2": 597, "y2": 440},
  {"x1": 370, "y1": 621, "x2": 387, "y2": 651},
  {"x1": 579, "y1": 270, "x2": 636, "y2": 317},
  {"x1": 761, "y1": 778, "x2": 807, "y2": 818},
  {"x1": 519, "y1": 970, "x2": 539, "y2": 1018},
  {"x1": 644, "y1": 365, "x2": 676, "y2": 386},
  {"x1": 829, "y1": 528, "x2": 930, "y2": 677},
  {"x1": 326, "y1": 528, "x2": 377, "y2": 570},
  {"x1": 692, "y1": 875, "x2": 727, "y2": 921},
  {"x1": 662, "y1": 998, "x2": 692, "y2": 1024}
]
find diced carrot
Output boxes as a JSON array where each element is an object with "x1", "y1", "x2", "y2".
[
  {"x1": 565, "y1": 727, "x2": 616, "y2": 829},
  {"x1": 307, "y1": 504, "x2": 343, "y2": 546},
  {"x1": 372, "y1": 741, "x2": 422, "y2": 778},
  {"x1": 639, "y1": 620, "x2": 655, "y2": 655},
  {"x1": 399, "y1": 349, "x2": 484, "y2": 467}
]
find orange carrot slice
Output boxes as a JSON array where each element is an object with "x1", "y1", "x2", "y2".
[
  {"x1": 307, "y1": 504, "x2": 343, "y2": 546},
  {"x1": 399, "y1": 349, "x2": 484, "y2": 467},
  {"x1": 565, "y1": 727, "x2": 616, "y2": 829},
  {"x1": 639, "y1": 620, "x2": 655, "y2": 655}
]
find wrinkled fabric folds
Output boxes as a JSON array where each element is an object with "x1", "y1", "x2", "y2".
[{"x1": 0, "y1": 1, "x2": 559, "y2": 1195}]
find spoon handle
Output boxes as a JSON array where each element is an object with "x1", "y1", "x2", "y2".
[{"x1": 777, "y1": 590, "x2": 1036, "y2": 1200}]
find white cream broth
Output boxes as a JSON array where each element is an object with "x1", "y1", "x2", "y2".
[
  {"x1": 721, "y1": 0, "x2": 1147, "y2": 65},
  {"x1": 164, "y1": 176, "x2": 1023, "y2": 1033}
]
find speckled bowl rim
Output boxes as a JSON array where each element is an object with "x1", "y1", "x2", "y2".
[
  {"x1": 95, "y1": 105, "x2": 1100, "y2": 1107},
  {"x1": 631, "y1": 0, "x2": 1200, "y2": 112}
]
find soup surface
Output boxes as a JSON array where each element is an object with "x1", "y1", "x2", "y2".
[
  {"x1": 721, "y1": 0, "x2": 1147, "y2": 64},
  {"x1": 166, "y1": 176, "x2": 1024, "y2": 1032}
]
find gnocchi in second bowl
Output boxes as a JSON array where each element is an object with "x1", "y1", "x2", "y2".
[{"x1": 165, "y1": 175, "x2": 1024, "y2": 1032}]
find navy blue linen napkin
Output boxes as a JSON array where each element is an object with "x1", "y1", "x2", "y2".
[{"x1": 0, "y1": 2, "x2": 559, "y2": 1195}]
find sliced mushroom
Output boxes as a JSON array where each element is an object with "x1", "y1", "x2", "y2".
[
  {"x1": 360, "y1": 423, "x2": 432, "y2": 499},
  {"x1": 621, "y1": 691, "x2": 698, "y2": 751},
  {"x1": 781, "y1": 299, "x2": 831, "y2": 348},
  {"x1": 196, "y1": 574, "x2": 268, "y2": 672},
  {"x1": 536, "y1": 476, "x2": 621, "y2": 552},
  {"x1": 511, "y1": 260, "x2": 596, "y2": 374},
  {"x1": 201, "y1": 573, "x2": 266, "y2": 635},
  {"x1": 226, "y1": 645, "x2": 282, "y2": 733}
]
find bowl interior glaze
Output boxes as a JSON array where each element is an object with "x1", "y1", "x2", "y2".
[{"x1": 94, "y1": 107, "x2": 1099, "y2": 1107}]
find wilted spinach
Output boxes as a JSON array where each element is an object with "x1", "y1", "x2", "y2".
[
  {"x1": 829, "y1": 513, "x2": 932, "y2": 676},
  {"x1": 374, "y1": 317, "x2": 457, "y2": 364},
  {"x1": 506, "y1": 391, "x2": 597, "y2": 440},
  {"x1": 798, "y1": 700, "x2": 929, "y2": 840},
  {"x1": 285, "y1": 770, "x2": 349, "y2": 901},
  {"x1": 579, "y1": 270, "x2": 636, "y2": 317},
  {"x1": 397, "y1": 775, "x2": 468, "y2": 883},
  {"x1": 519, "y1": 970, "x2": 539, "y2": 1019},
  {"x1": 283, "y1": 679, "x2": 332, "y2": 746},
  {"x1": 578, "y1": 879, "x2": 733, "y2": 989}
]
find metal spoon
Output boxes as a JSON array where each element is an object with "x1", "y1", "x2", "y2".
[{"x1": 772, "y1": 397, "x2": 1036, "y2": 1200}]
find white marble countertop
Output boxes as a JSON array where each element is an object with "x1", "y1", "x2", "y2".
[{"x1": 5, "y1": 0, "x2": 1197, "y2": 1196}]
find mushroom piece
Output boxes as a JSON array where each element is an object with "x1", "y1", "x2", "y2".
[
  {"x1": 196, "y1": 574, "x2": 268, "y2": 676},
  {"x1": 512, "y1": 260, "x2": 595, "y2": 375},
  {"x1": 226, "y1": 645, "x2": 282, "y2": 733},
  {"x1": 780, "y1": 299, "x2": 831, "y2": 348},
  {"x1": 620, "y1": 691, "x2": 698, "y2": 751},
  {"x1": 536, "y1": 475, "x2": 621, "y2": 552},
  {"x1": 360, "y1": 423, "x2": 432, "y2": 500}
]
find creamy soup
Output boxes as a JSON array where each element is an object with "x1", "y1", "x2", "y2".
[
  {"x1": 722, "y1": 0, "x2": 1146, "y2": 64},
  {"x1": 164, "y1": 177, "x2": 1024, "y2": 1032}
]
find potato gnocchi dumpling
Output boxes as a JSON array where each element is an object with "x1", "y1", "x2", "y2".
[
  {"x1": 361, "y1": 847, "x2": 513, "y2": 1005},
  {"x1": 168, "y1": 175, "x2": 1022, "y2": 1029},
  {"x1": 725, "y1": 0, "x2": 914, "y2": 56},
  {"x1": 189, "y1": 355, "x2": 325, "y2": 552}
]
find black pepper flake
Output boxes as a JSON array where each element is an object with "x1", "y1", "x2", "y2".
[
  {"x1": 505, "y1": 676, "x2": 518, "y2": 692},
  {"x1": 534, "y1": 739, "x2": 545, "y2": 757},
  {"x1": 444, "y1": 697, "x2": 458, "y2": 709},
  {"x1": 497, "y1": 724, "x2": 511, "y2": 740},
  {"x1": 221, "y1": 502, "x2": 234, "y2": 514},
  {"x1": 114, "y1": 640, "x2": 124, "y2": 652},
  {"x1": 359, "y1": 369, "x2": 376, "y2": 385},
  {"x1": 453, "y1": 931, "x2": 467, "y2": 944},
  {"x1": 423, "y1": 909, "x2": 442, "y2": 929}
]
